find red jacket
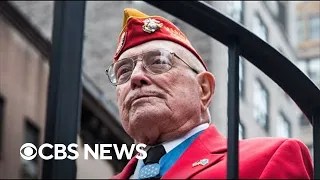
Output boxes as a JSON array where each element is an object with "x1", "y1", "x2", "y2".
[{"x1": 113, "y1": 125, "x2": 313, "y2": 179}]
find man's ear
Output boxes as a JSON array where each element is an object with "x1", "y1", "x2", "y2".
[{"x1": 196, "y1": 72, "x2": 215, "y2": 110}]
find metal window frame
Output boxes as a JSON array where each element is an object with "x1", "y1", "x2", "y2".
[{"x1": 41, "y1": 1, "x2": 86, "y2": 179}]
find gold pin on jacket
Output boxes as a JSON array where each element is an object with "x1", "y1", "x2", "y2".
[{"x1": 192, "y1": 159, "x2": 209, "y2": 167}]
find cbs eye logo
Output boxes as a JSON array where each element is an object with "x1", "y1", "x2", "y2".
[{"x1": 20, "y1": 143, "x2": 37, "y2": 160}]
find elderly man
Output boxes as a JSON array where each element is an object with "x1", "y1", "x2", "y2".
[{"x1": 106, "y1": 8, "x2": 313, "y2": 179}]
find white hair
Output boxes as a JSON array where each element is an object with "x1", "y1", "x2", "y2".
[{"x1": 175, "y1": 45, "x2": 207, "y2": 74}]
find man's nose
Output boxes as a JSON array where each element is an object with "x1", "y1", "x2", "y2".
[{"x1": 130, "y1": 61, "x2": 151, "y2": 89}]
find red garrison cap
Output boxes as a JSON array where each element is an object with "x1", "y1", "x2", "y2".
[{"x1": 114, "y1": 8, "x2": 208, "y2": 71}]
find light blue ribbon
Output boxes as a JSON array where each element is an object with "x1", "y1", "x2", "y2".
[{"x1": 159, "y1": 130, "x2": 204, "y2": 176}]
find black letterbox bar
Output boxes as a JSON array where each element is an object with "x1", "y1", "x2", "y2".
[
  {"x1": 42, "y1": 1, "x2": 86, "y2": 179},
  {"x1": 227, "y1": 41, "x2": 240, "y2": 179},
  {"x1": 314, "y1": 113, "x2": 320, "y2": 179}
]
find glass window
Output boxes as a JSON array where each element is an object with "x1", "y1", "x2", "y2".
[
  {"x1": 265, "y1": 1, "x2": 279, "y2": 17},
  {"x1": 300, "y1": 113, "x2": 310, "y2": 126},
  {"x1": 309, "y1": 58, "x2": 320, "y2": 86},
  {"x1": 277, "y1": 112, "x2": 291, "y2": 138},
  {"x1": 226, "y1": 1, "x2": 244, "y2": 23},
  {"x1": 252, "y1": 14, "x2": 268, "y2": 42},
  {"x1": 24, "y1": 121, "x2": 39, "y2": 147},
  {"x1": 296, "y1": 58, "x2": 320, "y2": 87},
  {"x1": 278, "y1": 2, "x2": 287, "y2": 32},
  {"x1": 309, "y1": 16, "x2": 320, "y2": 40},
  {"x1": 239, "y1": 122, "x2": 245, "y2": 140},
  {"x1": 21, "y1": 119, "x2": 39, "y2": 179},
  {"x1": 239, "y1": 57, "x2": 245, "y2": 98},
  {"x1": 253, "y1": 80, "x2": 269, "y2": 131},
  {"x1": 308, "y1": 145, "x2": 314, "y2": 159},
  {"x1": 298, "y1": 18, "x2": 306, "y2": 42},
  {"x1": 296, "y1": 60, "x2": 308, "y2": 75}
]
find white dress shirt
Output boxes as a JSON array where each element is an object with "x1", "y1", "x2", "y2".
[{"x1": 130, "y1": 123, "x2": 209, "y2": 179}]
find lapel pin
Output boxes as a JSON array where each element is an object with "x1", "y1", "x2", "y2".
[{"x1": 192, "y1": 159, "x2": 209, "y2": 168}]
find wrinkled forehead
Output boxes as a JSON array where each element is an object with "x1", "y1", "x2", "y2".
[{"x1": 118, "y1": 40, "x2": 183, "y2": 60}]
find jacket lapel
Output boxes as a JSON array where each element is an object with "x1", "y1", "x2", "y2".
[
  {"x1": 162, "y1": 125, "x2": 227, "y2": 179},
  {"x1": 113, "y1": 156, "x2": 138, "y2": 179}
]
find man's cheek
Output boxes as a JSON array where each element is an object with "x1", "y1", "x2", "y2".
[
  {"x1": 116, "y1": 89, "x2": 121, "y2": 101},
  {"x1": 116, "y1": 89, "x2": 124, "y2": 105}
]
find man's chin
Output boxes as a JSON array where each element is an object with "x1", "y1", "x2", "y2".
[
  {"x1": 134, "y1": 135, "x2": 159, "y2": 146},
  {"x1": 127, "y1": 124, "x2": 160, "y2": 145},
  {"x1": 127, "y1": 113, "x2": 161, "y2": 130},
  {"x1": 128, "y1": 115, "x2": 157, "y2": 128},
  {"x1": 129, "y1": 105, "x2": 164, "y2": 119}
]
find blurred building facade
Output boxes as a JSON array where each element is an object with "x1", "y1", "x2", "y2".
[
  {"x1": 0, "y1": 1, "x2": 316, "y2": 179},
  {"x1": 294, "y1": 1, "x2": 320, "y2": 158},
  {"x1": 209, "y1": 1, "x2": 302, "y2": 141},
  {"x1": 207, "y1": 1, "x2": 314, "y2": 157}
]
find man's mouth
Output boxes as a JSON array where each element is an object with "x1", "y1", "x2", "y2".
[
  {"x1": 132, "y1": 95, "x2": 157, "y2": 104},
  {"x1": 128, "y1": 93, "x2": 163, "y2": 107}
]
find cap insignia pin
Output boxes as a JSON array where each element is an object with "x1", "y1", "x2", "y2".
[{"x1": 142, "y1": 18, "x2": 163, "y2": 33}]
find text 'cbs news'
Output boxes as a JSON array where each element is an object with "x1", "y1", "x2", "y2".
[{"x1": 20, "y1": 143, "x2": 147, "y2": 161}]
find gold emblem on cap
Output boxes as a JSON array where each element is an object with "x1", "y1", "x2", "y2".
[{"x1": 142, "y1": 18, "x2": 163, "y2": 33}]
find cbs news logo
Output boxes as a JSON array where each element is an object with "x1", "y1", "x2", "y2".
[{"x1": 20, "y1": 143, "x2": 147, "y2": 160}]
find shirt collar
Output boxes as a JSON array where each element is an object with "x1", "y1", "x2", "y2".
[
  {"x1": 161, "y1": 123, "x2": 209, "y2": 153},
  {"x1": 142, "y1": 123, "x2": 210, "y2": 153},
  {"x1": 132, "y1": 123, "x2": 209, "y2": 179}
]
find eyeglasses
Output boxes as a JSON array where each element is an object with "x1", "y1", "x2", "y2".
[{"x1": 106, "y1": 49, "x2": 199, "y2": 86}]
